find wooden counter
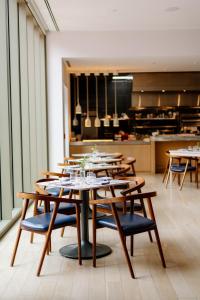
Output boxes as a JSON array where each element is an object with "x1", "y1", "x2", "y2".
[
  {"x1": 70, "y1": 140, "x2": 152, "y2": 172},
  {"x1": 151, "y1": 135, "x2": 200, "y2": 173},
  {"x1": 70, "y1": 135, "x2": 200, "y2": 174}
]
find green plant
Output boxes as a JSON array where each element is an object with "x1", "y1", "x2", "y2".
[
  {"x1": 80, "y1": 156, "x2": 89, "y2": 169},
  {"x1": 91, "y1": 144, "x2": 97, "y2": 153}
]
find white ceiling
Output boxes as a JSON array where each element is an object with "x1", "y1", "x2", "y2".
[
  {"x1": 35, "y1": 0, "x2": 200, "y2": 31},
  {"x1": 34, "y1": 0, "x2": 200, "y2": 72}
]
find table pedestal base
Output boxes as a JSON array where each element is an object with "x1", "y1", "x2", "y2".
[{"x1": 59, "y1": 241, "x2": 112, "y2": 260}]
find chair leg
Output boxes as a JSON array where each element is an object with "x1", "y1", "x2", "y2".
[
  {"x1": 60, "y1": 227, "x2": 65, "y2": 237},
  {"x1": 92, "y1": 217, "x2": 96, "y2": 268},
  {"x1": 130, "y1": 235, "x2": 134, "y2": 256},
  {"x1": 118, "y1": 232, "x2": 135, "y2": 278},
  {"x1": 36, "y1": 231, "x2": 52, "y2": 276},
  {"x1": 30, "y1": 232, "x2": 34, "y2": 243},
  {"x1": 162, "y1": 160, "x2": 169, "y2": 183},
  {"x1": 76, "y1": 206, "x2": 82, "y2": 266},
  {"x1": 10, "y1": 228, "x2": 22, "y2": 266},
  {"x1": 141, "y1": 199, "x2": 153, "y2": 243},
  {"x1": 154, "y1": 228, "x2": 166, "y2": 268},
  {"x1": 49, "y1": 237, "x2": 52, "y2": 252},
  {"x1": 165, "y1": 169, "x2": 170, "y2": 188}
]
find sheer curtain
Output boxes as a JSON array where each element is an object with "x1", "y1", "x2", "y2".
[{"x1": 0, "y1": 0, "x2": 48, "y2": 232}]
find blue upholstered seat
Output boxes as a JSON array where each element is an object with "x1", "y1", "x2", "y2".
[
  {"x1": 96, "y1": 213, "x2": 155, "y2": 236},
  {"x1": 170, "y1": 164, "x2": 196, "y2": 173},
  {"x1": 46, "y1": 187, "x2": 69, "y2": 197},
  {"x1": 36, "y1": 202, "x2": 76, "y2": 215},
  {"x1": 21, "y1": 213, "x2": 77, "y2": 231}
]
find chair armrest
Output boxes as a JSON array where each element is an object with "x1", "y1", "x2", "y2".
[
  {"x1": 16, "y1": 192, "x2": 82, "y2": 204},
  {"x1": 90, "y1": 191, "x2": 157, "y2": 205}
]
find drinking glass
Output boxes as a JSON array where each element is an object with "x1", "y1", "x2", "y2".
[
  {"x1": 86, "y1": 172, "x2": 96, "y2": 184},
  {"x1": 70, "y1": 170, "x2": 77, "y2": 183}
]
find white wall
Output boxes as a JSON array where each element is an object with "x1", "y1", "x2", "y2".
[{"x1": 46, "y1": 30, "x2": 200, "y2": 169}]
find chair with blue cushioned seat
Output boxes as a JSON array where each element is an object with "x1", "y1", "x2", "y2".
[
  {"x1": 10, "y1": 192, "x2": 82, "y2": 276},
  {"x1": 165, "y1": 155, "x2": 197, "y2": 190},
  {"x1": 95, "y1": 177, "x2": 145, "y2": 214},
  {"x1": 42, "y1": 171, "x2": 71, "y2": 196},
  {"x1": 90, "y1": 192, "x2": 166, "y2": 278},
  {"x1": 33, "y1": 177, "x2": 76, "y2": 240}
]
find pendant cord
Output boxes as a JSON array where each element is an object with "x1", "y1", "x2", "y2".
[
  {"x1": 77, "y1": 76, "x2": 79, "y2": 105},
  {"x1": 96, "y1": 76, "x2": 98, "y2": 117},
  {"x1": 105, "y1": 76, "x2": 107, "y2": 116},
  {"x1": 114, "y1": 79, "x2": 117, "y2": 115},
  {"x1": 86, "y1": 76, "x2": 89, "y2": 117}
]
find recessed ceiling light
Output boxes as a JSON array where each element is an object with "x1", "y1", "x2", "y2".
[
  {"x1": 162, "y1": 90, "x2": 165, "y2": 93},
  {"x1": 183, "y1": 89, "x2": 186, "y2": 92},
  {"x1": 165, "y1": 6, "x2": 180, "y2": 12},
  {"x1": 141, "y1": 90, "x2": 144, "y2": 93}
]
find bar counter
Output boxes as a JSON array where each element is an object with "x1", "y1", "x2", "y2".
[{"x1": 70, "y1": 135, "x2": 200, "y2": 173}]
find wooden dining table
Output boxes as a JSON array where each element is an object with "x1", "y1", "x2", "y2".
[
  {"x1": 72, "y1": 152, "x2": 122, "y2": 158},
  {"x1": 39, "y1": 178, "x2": 130, "y2": 259},
  {"x1": 67, "y1": 157, "x2": 122, "y2": 164},
  {"x1": 168, "y1": 148, "x2": 199, "y2": 188}
]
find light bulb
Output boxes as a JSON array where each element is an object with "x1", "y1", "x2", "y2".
[
  {"x1": 85, "y1": 117, "x2": 91, "y2": 127},
  {"x1": 104, "y1": 117, "x2": 110, "y2": 127},
  {"x1": 72, "y1": 116, "x2": 78, "y2": 126},
  {"x1": 94, "y1": 117, "x2": 101, "y2": 127},
  {"x1": 75, "y1": 103, "x2": 82, "y2": 114}
]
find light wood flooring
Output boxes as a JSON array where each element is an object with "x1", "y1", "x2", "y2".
[{"x1": 1, "y1": 173, "x2": 200, "y2": 300}]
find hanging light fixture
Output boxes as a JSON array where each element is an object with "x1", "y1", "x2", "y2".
[
  {"x1": 75, "y1": 75, "x2": 82, "y2": 114},
  {"x1": 94, "y1": 75, "x2": 101, "y2": 127},
  {"x1": 72, "y1": 76, "x2": 78, "y2": 126},
  {"x1": 104, "y1": 75, "x2": 110, "y2": 127},
  {"x1": 85, "y1": 75, "x2": 91, "y2": 127},
  {"x1": 113, "y1": 76, "x2": 119, "y2": 127}
]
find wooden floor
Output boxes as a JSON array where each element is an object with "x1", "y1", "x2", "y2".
[{"x1": 1, "y1": 173, "x2": 200, "y2": 300}]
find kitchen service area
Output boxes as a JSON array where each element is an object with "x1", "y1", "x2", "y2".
[{"x1": 69, "y1": 71, "x2": 200, "y2": 173}]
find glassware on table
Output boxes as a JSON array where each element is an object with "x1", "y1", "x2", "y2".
[
  {"x1": 69, "y1": 170, "x2": 77, "y2": 183},
  {"x1": 86, "y1": 171, "x2": 96, "y2": 184}
]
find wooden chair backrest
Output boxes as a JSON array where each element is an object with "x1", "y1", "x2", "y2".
[
  {"x1": 90, "y1": 191, "x2": 157, "y2": 222},
  {"x1": 42, "y1": 171, "x2": 70, "y2": 178},
  {"x1": 120, "y1": 177, "x2": 145, "y2": 195}
]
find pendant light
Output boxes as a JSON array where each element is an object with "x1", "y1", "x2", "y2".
[
  {"x1": 94, "y1": 75, "x2": 101, "y2": 127},
  {"x1": 197, "y1": 94, "x2": 200, "y2": 106},
  {"x1": 85, "y1": 75, "x2": 91, "y2": 127},
  {"x1": 113, "y1": 77, "x2": 119, "y2": 127},
  {"x1": 72, "y1": 76, "x2": 78, "y2": 126},
  {"x1": 104, "y1": 75, "x2": 110, "y2": 127},
  {"x1": 75, "y1": 75, "x2": 82, "y2": 114}
]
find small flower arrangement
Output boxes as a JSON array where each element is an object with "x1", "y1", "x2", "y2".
[
  {"x1": 80, "y1": 156, "x2": 89, "y2": 169},
  {"x1": 91, "y1": 144, "x2": 97, "y2": 154}
]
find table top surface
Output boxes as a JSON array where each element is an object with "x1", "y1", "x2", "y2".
[
  {"x1": 72, "y1": 152, "x2": 122, "y2": 158},
  {"x1": 58, "y1": 163, "x2": 122, "y2": 172},
  {"x1": 169, "y1": 148, "x2": 200, "y2": 157},
  {"x1": 67, "y1": 157, "x2": 122, "y2": 164},
  {"x1": 39, "y1": 178, "x2": 130, "y2": 191}
]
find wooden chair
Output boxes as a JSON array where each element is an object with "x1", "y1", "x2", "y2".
[
  {"x1": 33, "y1": 178, "x2": 76, "y2": 240},
  {"x1": 40, "y1": 172, "x2": 71, "y2": 197},
  {"x1": 109, "y1": 164, "x2": 131, "y2": 179},
  {"x1": 165, "y1": 155, "x2": 197, "y2": 190},
  {"x1": 90, "y1": 192, "x2": 166, "y2": 278},
  {"x1": 95, "y1": 176, "x2": 145, "y2": 214},
  {"x1": 95, "y1": 177, "x2": 153, "y2": 247},
  {"x1": 121, "y1": 157, "x2": 136, "y2": 176},
  {"x1": 11, "y1": 192, "x2": 82, "y2": 276}
]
